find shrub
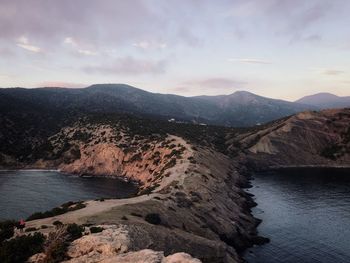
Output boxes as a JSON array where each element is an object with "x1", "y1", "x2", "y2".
[
  {"x1": 25, "y1": 227, "x2": 37, "y2": 232},
  {"x1": 43, "y1": 227, "x2": 69, "y2": 263},
  {"x1": 27, "y1": 201, "x2": 86, "y2": 221},
  {"x1": 66, "y1": 224, "x2": 84, "y2": 241},
  {"x1": 144, "y1": 213, "x2": 162, "y2": 225},
  {"x1": 0, "y1": 220, "x2": 16, "y2": 242},
  {"x1": 163, "y1": 158, "x2": 176, "y2": 170},
  {"x1": 90, "y1": 226, "x2": 104, "y2": 233},
  {"x1": 44, "y1": 239, "x2": 67, "y2": 263},
  {"x1": 68, "y1": 202, "x2": 86, "y2": 211},
  {"x1": 0, "y1": 232, "x2": 45, "y2": 263},
  {"x1": 129, "y1": 153, "x2": 142, "y2": 162},
  {"x1": 53, "y1": 221, "x2": 63, "y2": 227},
  {"x1": 321, "y1": 144, "x2": 343, "y2": 160}
]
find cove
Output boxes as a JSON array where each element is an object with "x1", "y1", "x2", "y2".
[
  {"x1": 244, "y1": 168, "x2": 350, "y2": 263},
  {"x1": 0, "y1": 170, "x2": 138, "y2": 220}
]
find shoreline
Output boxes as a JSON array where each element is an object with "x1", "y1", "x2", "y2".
[
  {"x1": 0, "y1": 168, "x2": 142, "y2": 185},
  {"x1": 0, "y1": 169, "x2": 60, "y2": 172},
  {"x1": 2, "y1": 147, "x2": 265, "y2": 262},
  {"x1": 269, "y1": 165, "x2": 350, "y2": 169}
]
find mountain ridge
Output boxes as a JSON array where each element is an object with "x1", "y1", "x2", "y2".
[
  {"x1": 296, "y1": 92, "x2": 350, "y2": 109},
  {"x1": 0, "y1": 84, "x2": 316, "y2": 127}
]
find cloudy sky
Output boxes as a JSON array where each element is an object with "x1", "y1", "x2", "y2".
[{"x1": 0, "y1": 0, "x2": 349, "y2": 100}]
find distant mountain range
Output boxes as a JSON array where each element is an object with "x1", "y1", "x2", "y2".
[
  {"x1": 295, "y1": 93, "x2": 350, "y2": 109},
  {"x1": 0, "y1": 84, "x2": 348, "y2": 127}
]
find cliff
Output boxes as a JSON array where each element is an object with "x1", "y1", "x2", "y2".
[{"x1": 227, "y1": 109, "x2": 350, "y2": 169}]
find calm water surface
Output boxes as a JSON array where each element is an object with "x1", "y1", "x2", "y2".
[
  {"x1": 244, "y1": 168, "x2": 350, "y2": 263},
  {"x1": 0, "y1": 170, "x2": 138, "y2": 220}
]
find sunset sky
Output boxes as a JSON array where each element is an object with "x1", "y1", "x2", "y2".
[{"x1": 0, "y1": 0, "x2": 349, "y2": 100}]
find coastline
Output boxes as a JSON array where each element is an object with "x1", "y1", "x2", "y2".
[
  {"x1": 269, "y1": 165, "x2": 350, "y2": 169},
  {"x1": 2, "y1": 146, "x2": 265, "y2": 263}
]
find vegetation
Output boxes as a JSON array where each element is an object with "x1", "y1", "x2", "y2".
[
  {"x1": 66, "y1": 224, "x2": 84, "y2": 241},
  {"x1": 0, "y1": 232, "x2": 45, "y2": 263},
  {"x1": 0, "y1": 220, "x2": 16, "y2": 243},
  {"x1": 144, "y1": 213, "x2": 162, "y2": 225},
  {"x1": 27, "y1": 201, "x2": 86, "y2": 221},
  {"x1": 25, "y1": 227, "x2": 37, "y2": 232},
  {"x1": 321, "y1": 144, "x2": 343, "y2": 160},
  {"x1": 90, "y1": 226, "x2": 104, "y2": 233},
  {"x1": 53, "y1": 221, "x2": 63, "y2": 227}
]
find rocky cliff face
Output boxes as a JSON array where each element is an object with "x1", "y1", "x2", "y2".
[
  {"x1": 227, "y1": 109, "x2": 350, "y2": 168},
  {"x1": 50, "y1": 124, "x2": 190, "y2": 190}
]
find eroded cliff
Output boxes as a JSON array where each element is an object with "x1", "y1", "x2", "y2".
[{"x1": 227, "y1": 108, "x2": 350, "y2": 168}]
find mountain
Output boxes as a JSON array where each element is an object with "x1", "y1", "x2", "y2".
[
  {"x1": 0, "y1": 84, "x2": 314, "y2": 127},
  {"x1": 295, "y1": 93, "x2": 350, "y2": 109},
  {"x1": 195, "y1": 90, "x2": 312, "y2": 126}
]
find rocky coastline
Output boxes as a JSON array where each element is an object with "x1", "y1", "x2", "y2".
[{"x1": 19, "y1": 142, "x2": 266, "y2": 263}]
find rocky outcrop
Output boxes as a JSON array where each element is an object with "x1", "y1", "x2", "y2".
[
  {"x1": 227, "y1": 109, "x2": 350, "y2": 168},
  {"x1": 61, "y1": 225, "x2": 201, "y2": 263},
  {"x1": 17, "y1": 123, "x2": 191, "y2": 191}
]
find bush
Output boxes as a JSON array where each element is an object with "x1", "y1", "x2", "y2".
[
  {"x1": 0, "y1": 232, "x2": 45, "y2": 263},
  {"x1": 53, "y1": 221, "x2": 63, "y2": 227},
  {"x1": 27, "y1": 201, "x2": 86, "y2": 221},
  {"x1": 44, "y1": 227, "x2": 69, "y2": 263},
  {"x1": 25, "y1": 227, "x2": 37, "y2": 232},
  {"x1": 90, "y1": 227, "x2": 104, "y2": 233},
  {"x1": 44, "y1": 239, "x2": 67, "y2": 263},
  {"x1": 321, "y1": 144, "x2": 343, "y2": 160},
  {"x1": 66, "y1": 224, "x2": 84, "y2": 241},
  {"x1": 163, "y1": 158, "x2": 176, "y2": 171},
  {"x1": 0, "y1": 220, "x2": 16, "y2": 242},
  {"x1": 144, "y1": 213, "x2": 162, "y2": 225}
]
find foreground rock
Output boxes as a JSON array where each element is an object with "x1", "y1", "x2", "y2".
[{"x1": 62, "y1": 225, "x2": 201, "y2": 263}]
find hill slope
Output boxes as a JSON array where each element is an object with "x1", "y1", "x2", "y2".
[
  {"x1": 227, "y1": 108, "x2": 350, "y2": 168},
  {"x1": 0, "y1": 84, "x2": 314, "y2": 127},
  {"x1": 296, "y1": 93, "x2": 350, "y2": 109},
  {"x1": 195, "y1": 91, "x2": 311, "y2": 126}
]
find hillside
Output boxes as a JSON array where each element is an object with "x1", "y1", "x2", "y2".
[
  {"x1": 0, "y1": 84, "x2": 313, "y2": 127},
  {"x1": 296, "y1": 93, "x2": 350, "y2": 109},
  {"x1": 227, "y1": 108, "x2": 350, "y2": 168},
  {"x1": 195, "y1": 91, "x2": 310, "y2": 126}
]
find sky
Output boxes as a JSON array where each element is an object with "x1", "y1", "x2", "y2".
[{"x1": 0, "y1": 0, "x2": 349, "y2": 101}]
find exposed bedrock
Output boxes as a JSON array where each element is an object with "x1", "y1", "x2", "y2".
[{"x1": 27, "y1": 144, "x2": 262, "y2": 263}]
